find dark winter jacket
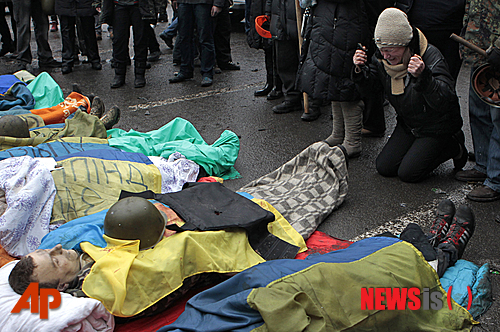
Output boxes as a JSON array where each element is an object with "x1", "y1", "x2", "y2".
[
  {"x1": 100, "y1": 0, "x2": 158, "y2": 25},
  {"x1": 55, "y1": 0, "x2": 97, "y2": 16},
  {"x1": 354, "y1": 30, "x2": 463, "y2": 138},
  {"x1": 296, "y1": 0, "x2": 369, "y2": 102},
  {"x1": 265, "y1": 0, "x2": 298, "y2": 41},
  {"x1": 247, "y1": 0, "x2": 272, "y2": 49},
  {"x1": 408, "y1": 0, "x2": 465, "y2": 32}
]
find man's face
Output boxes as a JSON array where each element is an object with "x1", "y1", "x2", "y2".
[
  {"x1": 27, "y1": 244, "x2": 81, "y2": 291},
  {"x1": 380, "y1": 46, "x2": 407, "y2": 65}
]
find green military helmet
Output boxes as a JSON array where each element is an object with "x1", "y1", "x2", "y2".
[
  {"x1": 104, "y1": 197, "x2": 166, "y2": 250},
  {"x1": 0, "y1": 115, "x2": 30, "y2": 138}
]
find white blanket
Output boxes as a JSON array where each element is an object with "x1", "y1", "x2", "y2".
[
  {"x1": 0, "y1": 261, "x2": 114, "y2": 332},
  {"x1": 0, "y1": 156, "x2": 56, "y2": 257}
]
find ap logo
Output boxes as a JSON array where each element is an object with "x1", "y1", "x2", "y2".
[{"x1": 11, "y1": 282, "x2": 61, "y2": 319}]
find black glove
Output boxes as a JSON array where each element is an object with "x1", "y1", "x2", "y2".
[{"x1": 487, "y1": 46, "x2": 500, "y2": 71}]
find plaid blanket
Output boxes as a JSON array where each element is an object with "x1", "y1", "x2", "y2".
[{"x1": 239, "y1": 142, "x2": 348, "y2": 239}]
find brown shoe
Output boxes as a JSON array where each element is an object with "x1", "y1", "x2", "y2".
[
  {"x1": 455, "y1": 169, "x2": 487, "y2": 183},
  {"x1": 467, "y1": 185, "x2": 500, "y2": 202}
]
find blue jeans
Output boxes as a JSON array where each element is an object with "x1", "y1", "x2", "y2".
[
  {"x1": 161, "y1": 17, "x2": 178, "y2": 38},
  {"x1": 469, "y1": 68, "x2": 500, "y2": 192},
  {"x1": 177, "y1": 3, "x2": 215, "y2": 78}
]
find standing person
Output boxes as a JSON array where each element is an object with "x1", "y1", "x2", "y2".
[
  {"x1": 353, "y1": 8, "x2": 467, "y2": 183},
  {"x1": 55, "y1": 0, "x2": 102, "y2": 74},
  {"x1": 11, "y1": 0, "x2": 62, "y2": 70},
  {"x1": 454, "y1": 0, "x2": 500, "y2": 202},
  {"x1": 168, "y1": 0, "x2": 223, "y2": 87},
  {"x1": 266, "y1": 0, "x2": 303, "y2": 114},
  {"x1": 246, "y1": 0, "x2": 281, "y2": 98},
  {"x1": 101, "y1": 0, "x2": 156, "y2": 88},
  {"x1": 0, "y1": 1, "x2": 15, "y2": 56},
  {"x1": 214, "y1": 0, "x2": 240, "y2": 71},
  {"x1": 296, "y1": 0, "x2": 369, "y2": 156},
  {"x1": 406, "y1": 0, "x2": 465, "y2": 81}
]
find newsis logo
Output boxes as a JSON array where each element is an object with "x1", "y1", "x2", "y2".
[
  {"x1": 11, "y1": 283, "x2": 61, "y2": 319},
  {"x1": 361, "y1": 286, "x2": 472, "y2": 311}
]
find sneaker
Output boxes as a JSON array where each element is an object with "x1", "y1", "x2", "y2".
[
  {"x1": 428, "y1": 199, "x2": 455, "y2": 247},
  {"x1": 440, "y1": 205, "x2": 475, "y2": 259},
  {"x1": 201, "y1": 76, "x2": 213, "y2": 87},
  {"x1": 455, "y1": 169, "x2": 487, "y2": 183}
]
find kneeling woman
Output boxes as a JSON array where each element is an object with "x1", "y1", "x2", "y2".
[{"x1": 353, "y1": 8, "x2": 467, "y2": 183}]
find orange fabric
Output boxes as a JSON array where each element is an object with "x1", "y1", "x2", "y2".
[
  {"x1": 30, "y1": 92, "x2": 91, "y2": 125},
  {"x1": 0, "y1": 244, "x2": 16, "y2": 268}
]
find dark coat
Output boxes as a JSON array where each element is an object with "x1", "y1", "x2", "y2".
[
  {"x1": 354, "y1": 31, "x2": 463, "y2": 138},
  {"x1": 100, "y1": 0, "x2": 157, "y2": 25},
  {"x1": 247, "y1": 0, "x2": 272, "y2": 49},
  {"x1": 265, "y1": 0, "x2": 298, "y2": 41},
  {"x1": 55, "y1": 0, "x2": 97, "y2": 16},
  {"x1": 295, "y1": 0, "x2": 369, "y2": 102}
]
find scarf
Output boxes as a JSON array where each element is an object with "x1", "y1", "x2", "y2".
[{"x1": 381, "y1": 29, "x2": 428, "y2": 95}]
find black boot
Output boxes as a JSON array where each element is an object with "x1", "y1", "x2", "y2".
[
  {"x1": 111, "y1": 67, "x2": 126, "y2": 88},
  {"x1": 134, "y1": 62, "x2": 147, "y2": 88},
  {"x1": 254, "y1": 80, "x2": 273, "y2": 97},
  {"x1": 272, "y1": 95, "x2": 302, "y2": 114}
]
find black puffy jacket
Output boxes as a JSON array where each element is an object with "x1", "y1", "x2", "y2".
[
  {"x1": 265, "y1": 0, "x2": 298, "y2": 41},
  {"x1": 55, "y1": 0, "x2": 97, "y2": 16},
  {"x1": 296, "y1": 0, "x2": 369, "y2": 102},
  {"x1": 354, "y1": 31, "x2": 463, "y2": 138}
]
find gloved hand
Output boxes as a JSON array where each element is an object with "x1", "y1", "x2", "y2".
[{"x1": 487, "y1": 46, "x2": 500, "y2": 71}]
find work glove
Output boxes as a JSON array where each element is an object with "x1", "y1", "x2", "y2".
[{"x1": 487, "y1": 46, "x2": 500, "y2": 71}]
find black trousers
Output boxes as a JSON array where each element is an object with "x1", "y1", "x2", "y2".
[
  {"x1": 60, "y1": 15, "x2": 100, "y2": 67},
  {"x1": 112, "y1": 4, "x2": 147, "y2": 67},
  {"x1": 275, "y1": 38, "x2": 300, "y2": 99},
  {"x1": 146, "y1": 23, "x2": 160, "y2": 53},
  {"x1": 376, "y1": 122, "x2": 461, "y2": 183},
  {"x1": 214, "y1": 5, "x2": 232, "y2": 65}
]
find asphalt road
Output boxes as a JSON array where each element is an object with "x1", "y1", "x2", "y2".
[{"x1": 0, "y1": 18, "x2": 498, "y2": 330}]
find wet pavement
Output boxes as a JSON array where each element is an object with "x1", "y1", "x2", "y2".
[{"x1": 0, "y1": 18, "x2": 498, "y2": 330}]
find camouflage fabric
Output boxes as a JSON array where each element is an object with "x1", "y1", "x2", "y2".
[{"x1": 461, "y1": 0, "x2": 500, "y2": 66}]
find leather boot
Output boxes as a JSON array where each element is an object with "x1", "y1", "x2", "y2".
[
  {"x1": 324, "y1": 102, "x2": 345, "y2": 147},
  {"x1": 272, "y1": 95, "x2": 302, "y2": 114},
  {"x1": 255, "y1": 48, "x2": 274, "y2": 97},
  {"x1": 134, "y1": 62, "x2": 147, "y2": 88},
  {"x1": 90, "y1": 96, "x2": 105, "y2": 118},
  {"x1": 100, "y1": 106, "x2": 121, "y2": 130},
  {"x1": 111, "y1": 67, "x2": 126, "y2": 88},
  {"x1": 341, "y1": 100, "x2": 364, "y2": 158},
  {"x1": 254, "y1": 78, "x2": 273, "y2": 97}
]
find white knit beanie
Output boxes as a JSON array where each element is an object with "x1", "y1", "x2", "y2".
[{"x1": 374, "y1": 8, "x2": 413, "y2": 48}]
